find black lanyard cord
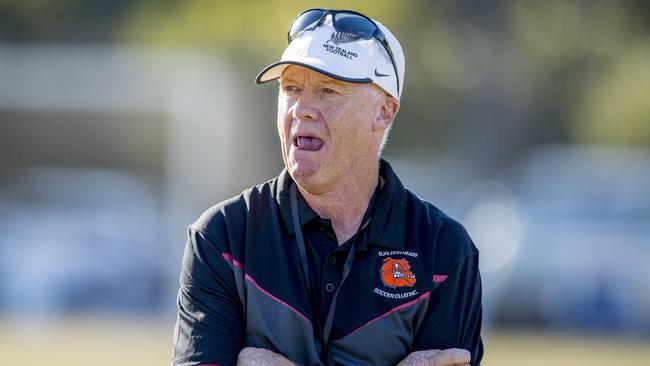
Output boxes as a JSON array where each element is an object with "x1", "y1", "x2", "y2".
[
  {"x1": 290, "y1": 182, "x2": 371, "y2": 361},
  {"x1": 290, "y1": 183, "x2": 312, "y2": 296},
  {"x1": 320, "y1": 240, "x2": 356, "y2": 350}
]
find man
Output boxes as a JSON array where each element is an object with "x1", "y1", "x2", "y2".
[{"x1": 172, "y1": 9, "x2": 483, "y2": 366}]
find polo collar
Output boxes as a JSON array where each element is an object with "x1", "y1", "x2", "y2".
[
  {"x1": 276, "y1": 159, "x2": 407, "y2": 250},
  {"x1": 277, "y1": 169, "x2": 309, "y2": 235}
]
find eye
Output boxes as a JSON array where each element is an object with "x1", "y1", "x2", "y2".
[
  {"x1": 321, "y1": 87, "x2": 339, "y2": 95},
  {"x1": 281, "y1": 84, "x2": 301, "y2": 93}
]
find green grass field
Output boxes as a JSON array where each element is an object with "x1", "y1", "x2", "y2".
[{"x1": 1, "y1": 318, "x2": 648, "y2": 365}]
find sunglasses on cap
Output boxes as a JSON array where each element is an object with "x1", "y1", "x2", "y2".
[{"x1": 287, "y1": 8, "x2": 400, "y2": 94}]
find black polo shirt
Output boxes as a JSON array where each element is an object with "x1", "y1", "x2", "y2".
[
  {"x1": 172, "y1": 159, "x2": 483, "y2": 366},
  {"x1": 295, "y1": 176, "x2": 381, "y2": 334}
]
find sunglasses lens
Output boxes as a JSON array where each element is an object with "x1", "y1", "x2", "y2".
[
  {"x1": 335, "y1": 12, "x2": 376, "y2": 39},
  {"x1": 289, "y1": 9, "x2": 325, "y2": 41}
]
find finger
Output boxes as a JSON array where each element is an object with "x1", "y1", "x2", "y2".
[{"x1": 434, "y1": 348, "x2": 471, "y2": 365}]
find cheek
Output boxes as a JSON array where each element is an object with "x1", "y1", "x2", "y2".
[{"x1": 330, "y1": 104, "x2": 375, "y2": 145}]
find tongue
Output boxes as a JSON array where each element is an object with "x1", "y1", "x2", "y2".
[{"x1": 297, "y1": 136, "x2": 323, "y2": 151}]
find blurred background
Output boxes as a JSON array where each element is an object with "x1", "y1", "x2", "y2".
[{"x1": 0, "y1": 0, "x2": 648, "y2": 364}]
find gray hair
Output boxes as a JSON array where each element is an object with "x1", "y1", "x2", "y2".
[{"x1": 378, "y1": 125, "x2": 392, "y2": 156}]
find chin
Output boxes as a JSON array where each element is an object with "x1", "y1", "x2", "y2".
[
  {"x1": 286, "y1": 143, "x2": 336, "y2": 190},
  {"x1": 289, "y1": 160, "x2": 318, "y2": 181},
  {"x1": 288, "y1": 158, "x2": 328, "y2": 191}
]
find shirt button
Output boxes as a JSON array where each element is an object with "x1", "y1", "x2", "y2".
[
  {"x1": 328, "y1": 256, "x2": 337, "y2": 264},
  {"x1": 325, "y1": 283, "x2": 336, "y2": 293}
]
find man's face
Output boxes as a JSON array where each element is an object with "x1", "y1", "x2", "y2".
[{"x1": 277, "y1": 65, "x2": 387, "y2": 193}]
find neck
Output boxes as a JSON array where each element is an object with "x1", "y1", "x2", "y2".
[{"x1": 298, "y1": 162, "x2": 379, "y2": 245}]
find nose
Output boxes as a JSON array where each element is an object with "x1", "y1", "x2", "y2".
[{"x1": 291, "y1": 93, "x2": 319, "y2": 122}]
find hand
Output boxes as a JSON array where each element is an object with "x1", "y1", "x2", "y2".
[
  {"x1": 396, "y1": 348, "x2": 471, "y2": 366},
  {"x1": 236, "y1": 347, "x2": 297, "y2": 366}
]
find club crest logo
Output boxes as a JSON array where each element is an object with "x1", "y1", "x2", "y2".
[{"x1": 380, "y1": 257, "x2": 417, "y2": 288}]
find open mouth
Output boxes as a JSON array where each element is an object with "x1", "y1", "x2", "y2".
[{"x1": 294, "y1": 136, "x2": 324, "y2": 152}]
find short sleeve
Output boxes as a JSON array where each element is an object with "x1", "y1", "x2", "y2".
[
  {"x1": 412, "y1": 220, "x2": 484, "y2": 366},
  {"x1": 171, "y1": 227, "x2": 244, "y2": 366}
]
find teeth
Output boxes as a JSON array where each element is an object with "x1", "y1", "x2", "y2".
[{"x1": 393, "y1": 272, "x2": 415, "y2": 279}]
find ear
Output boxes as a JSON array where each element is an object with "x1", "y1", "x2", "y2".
[{"x1": 372, "y1": 94, "x2": 400, "y2": 132}]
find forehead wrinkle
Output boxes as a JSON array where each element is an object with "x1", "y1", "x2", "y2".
[
  {"x1": 319, "y1": 77, "x2": 349, "y2": 88},
  {"x1": 280, "y1": 66, "x2": 352, "y2": 88}
]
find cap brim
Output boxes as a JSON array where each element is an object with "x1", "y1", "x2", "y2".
[{"x1": 255, "y1": 60, "x2": 373, "y2": 84}]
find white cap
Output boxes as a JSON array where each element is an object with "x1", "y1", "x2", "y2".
[{"x1": 255, "y1": 15, "x2": 405, "y2": 99}]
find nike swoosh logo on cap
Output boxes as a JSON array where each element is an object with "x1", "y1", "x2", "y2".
[{"x1": 374, "y1": 68, "x2": 390, "y2": 77}]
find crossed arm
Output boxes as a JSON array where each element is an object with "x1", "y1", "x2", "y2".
[{"x1": 237, "y1": 347, "x2": 471, "y2": 366}]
